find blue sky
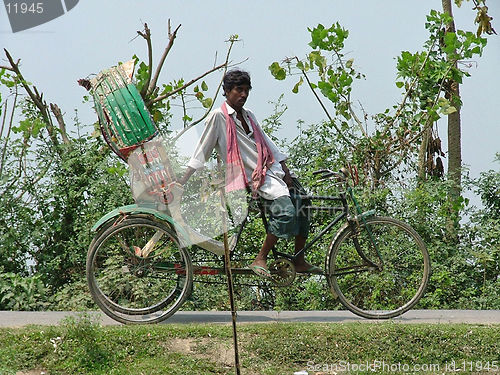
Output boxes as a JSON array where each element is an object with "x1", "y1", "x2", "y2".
[{"x1": 1, "y1": 0, "x2": 499, "y2": 192}]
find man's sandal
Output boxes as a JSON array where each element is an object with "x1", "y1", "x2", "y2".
[
  {"x1": 250, "y1": 264, "x2": 271, "y2": 279},
  {"x1": 299, "y1": 265, "x2": 323, "y2": 274}
]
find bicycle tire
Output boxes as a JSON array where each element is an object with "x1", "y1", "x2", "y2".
[
  {"x1": 326, "y1": 216, "x2": 430, "y2": 319},
  {"x1": 86, "y1": 216, "x2": 193, "y2": 324}
]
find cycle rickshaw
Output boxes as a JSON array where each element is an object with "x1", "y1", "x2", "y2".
[{"x1": 80, "y1": 62, "x2": 430, "y2": 324}]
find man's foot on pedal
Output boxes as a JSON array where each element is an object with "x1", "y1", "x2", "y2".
[
  {"x1": 249, "y1": 259, "x2": 271, "y2": 279},
  {"x1": 294, "y1": 261, "x2": 323, "y2": 274}
]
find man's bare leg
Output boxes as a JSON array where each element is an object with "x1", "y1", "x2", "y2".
[
  {"x1": 293, "y1": 235, "x2": 316, "y2": 272},
  {"x1": 250, "y1": 232, "x2": 278, "y2": 271}
]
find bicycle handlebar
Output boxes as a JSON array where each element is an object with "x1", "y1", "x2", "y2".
[{"x1": 313, "y1": 168, "x2": 349, "y2": 183}]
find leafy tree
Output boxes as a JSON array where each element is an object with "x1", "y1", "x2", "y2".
[{"x1": 439, "y1": 0, "x2": 496, "y2": 238}]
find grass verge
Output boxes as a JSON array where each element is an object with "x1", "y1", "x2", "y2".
[{"x1": 0, "y1": 314, "x2": 498, "y2": 374}]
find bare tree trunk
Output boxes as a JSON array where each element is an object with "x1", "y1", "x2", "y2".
[
  {"x1": 447, "y1": 81, "x2": 462, "y2": 198},
  {"x1": 442, "y1": 0, "x2": 462, "y2": 240},
  {"x1": 441, "y1": 0, "x2": 462, "y2": 196}
]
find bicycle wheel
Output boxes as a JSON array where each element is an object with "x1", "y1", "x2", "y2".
[
  {"x1": 327, "y1": 216, "x2": 430, "y2": 319},
  {"x1": 87, "y1": 216, "x2": 193, "y2": 324}
]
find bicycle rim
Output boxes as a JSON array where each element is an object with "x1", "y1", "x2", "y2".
[
  {"x1": 87, "y1": 217, "x2": 193, "y2": 324},
  {"x1": 327, "y1": 216, "x2": 430, "y2": 319}
]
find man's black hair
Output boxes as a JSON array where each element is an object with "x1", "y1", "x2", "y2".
[{"x1": 222, "y1": 69, "x2": 252, "y2": 96}]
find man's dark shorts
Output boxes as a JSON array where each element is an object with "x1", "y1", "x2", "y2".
[{"x1": 261, "y1": 178, "x2": 310, "y2": 239}]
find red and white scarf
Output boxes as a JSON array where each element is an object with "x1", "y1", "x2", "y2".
[{"x1": 222, "y1": 102, "x2": 275, "y2": 195}]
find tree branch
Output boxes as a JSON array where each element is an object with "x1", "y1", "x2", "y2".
[
  {"x1": 50, "y1": 103, "x2": 71, "y2": 145},
  {"x1": 149, "y1": 61, "x2": 227, "y2": 105},
  {"x1": 0, "y1": 65, "x2": 15, "y2": 72},
  {"x1": 147, "y1": 21, "x2": 182, "y2": 97},
  {"x1": 4, "y1": 49, "x2": 60, "y2": 148},
  {"x1": 0, "y1": 98, "x2": 12, "y2": 179},
  {"x1": 4, "y1": 49, "x2": 50, "y2": 124},
  {"x1": 172, "y1": 37, "x2": 240, "y2": 140},
  {"x1": 137, "y1": 23, "x2": 153, "y2": 99},
  {"x1": 291, "y1": 56, "x2": 355, "y2": 148}
]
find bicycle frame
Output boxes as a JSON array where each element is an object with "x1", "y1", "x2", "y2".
[
  {"x1": 272, "y1": 192, "x2": 348, "y2": 262},
  {"x1": 220, "y1": 180, "x2": 381, "y2": 277},
  {"x1": 91, "y1": 176, "x2": 380, "y2": 278}
]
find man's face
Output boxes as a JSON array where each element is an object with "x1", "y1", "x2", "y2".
[{"x1": 225, "y1": 84, "x2": 250, "y2": 111}]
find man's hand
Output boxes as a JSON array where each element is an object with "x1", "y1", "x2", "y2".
[
  {"x1": 280, "y1": 161, "x2": 294, "y2": 188},
  {"x1": 167, "y1": 181, "x2": 185, "y2": 202},
  {"x1": 178, "y1": 166, "x2": 196, "y2": 186}
]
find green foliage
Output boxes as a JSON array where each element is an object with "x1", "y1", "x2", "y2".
[
  {"x1": 32, "y1": 139, "x2": 131, "y2": 289},
  {"x1": 49, "y1": 277, "x2": 96, "y2": 311},
  {"x1": 475, "y1": 153, "x2": 500, "y2": 213},
  {"x1": 268, "y1": 62, "x2": 286, "y2": 80},
  {"x1": 270, "y1": 23, "x2": 362, "y2": 124},
  {"x1": 0, "y1": 272, "x2": 48, "y2": 310},
  {"x1": 398, "y1": 10, "x2": 486, "y2": 108},
  {"x1": 0, "y1": 108, "x2": 132, "y2": 289},
  {"x1": 269, "y1": 11, "x2": 489, "y2": 190},
  {"x1": 382, "y1": 166, "x2": 500, "y2": 310}
]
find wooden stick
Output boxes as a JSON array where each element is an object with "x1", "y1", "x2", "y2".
[{"x1": 218, "y1": 156, "x2": 241, "y2": 375}]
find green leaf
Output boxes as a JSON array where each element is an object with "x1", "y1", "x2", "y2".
[
  {"x1": 161, "y1": 84, "x2": 173, "y2": 97},
  {"x1": 396, "y1": 81, "x2": 404, "y2": 89},
  {"x1": 443, "y1": 106, "x2": 457, "y2": 115},
  {"x1": 345, "y1": 58, "x2": 354, "y2": 69},
  {"x1": 292, "y1": 77, "x2": 304, "y2": 94},
  {"x1": 176, "y1": 79, "x2": 185, "y2": 88},
  {"x1": 31, "y1": 119, "x2": 45, "y2": 137},
  {"x1": 309, "y1": 51, "x2": 326, "y2": 71},
  {"x1": 437, "y1": 97, "x2": 457, "y2": 115},
  {"x1": 202, "y1": 97, "x2": 213, "y2": 108},
  {"x1": 153, "y1": 110, "x2": 163, "y2": 122},
  {"x1": 201, "y1": 81, "x2": 208, "y2": 91},
  {"x1": 443, "y1": 32, "x2": 460, "y2": 54},
  {"x1": 470, "y1": 46, "x2": 481, "y2": 55},
  {"x1": 269, "y1": 62, "x2": 286, "y2": 80}
]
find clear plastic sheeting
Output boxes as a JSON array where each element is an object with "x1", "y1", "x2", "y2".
[{"x1": 128, "y1": 135, "x2": 248, "y2": 254}]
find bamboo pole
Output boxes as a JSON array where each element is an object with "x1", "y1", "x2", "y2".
[{"x1": 217, "y1": 156, "x2": 241, "y2": 375}]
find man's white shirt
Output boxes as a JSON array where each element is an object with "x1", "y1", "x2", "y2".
[{"x1": 187, "y1": 103, "x2": 292, "y2": 200}]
